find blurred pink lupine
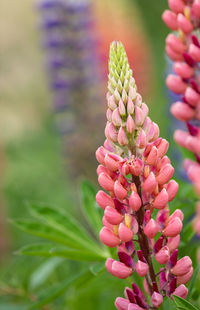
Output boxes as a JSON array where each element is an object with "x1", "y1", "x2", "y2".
[
  {"x1": 96, "y1": 41, "x2": 192, "y2": 309},
  {"x1": 163, "y1": 0, "x2": 200, "y2": 236}
]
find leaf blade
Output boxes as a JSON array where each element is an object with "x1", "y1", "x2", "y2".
[
  {"x1": 27, "y1": 204, "x2": 102, "y2": 253},
  {"x1": 187, "y1": 266, "x2": 199, "y2": 300},
  {"x1": 80, "y1": 180, "x2": 102, "y2": 235},
  {"x1": 11, "y1": 219, "x2": 77, "y2": 248},
  {"x1": 27, "y1": 264, "x2": 104, "y2": 309},
  {"x1": 16, "y1": 243, "x2": 107, "y2": 261},
  {"x1": 173, "y1": 295, "x2": 199, "y2": 310}
]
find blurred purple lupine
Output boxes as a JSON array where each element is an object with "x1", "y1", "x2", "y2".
[{"x1": 38, "y1": 0, "x2": 104, "y2": 181}]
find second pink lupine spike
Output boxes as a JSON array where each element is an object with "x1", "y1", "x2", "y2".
[{"x1": 163, "y1": 0, "x2": 200, "y2": 259}]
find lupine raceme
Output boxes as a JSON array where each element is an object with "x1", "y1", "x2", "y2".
[
  {"x1": 95, "y1": 41, "x2": 193, "y2": 309},
  {"x1": 162, "y1": 0, "x2": 200, "y2": 237},
  {"x1": 38, "y1": 0, "x2": 104, "y2": 181}
]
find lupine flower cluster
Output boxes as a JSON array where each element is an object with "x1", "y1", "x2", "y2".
[
  {"x1": 96, "y1": 41, "x2": 193, "y2": 309},
  {"x1": 162, "y1": 0, "x2": 200, "y2": 236},
  {"x1": 38, "y1": 0, "x2": 104, "y2": 181}
]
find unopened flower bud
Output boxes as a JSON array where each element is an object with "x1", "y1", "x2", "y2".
[
  {"x1": 144, "y1": 219, "x2": 158, "y2": 239},
  {"x1": 151, "y1": 292, "x2": 163, "y2": 308},
  {"x1": 173, "y1": 284, "x2": 188, "y2": 299},
  {"x1": 119, "y1": 99, "x2": 126, "y2": 116},
  {"x1": 167, "y1": 249, "x2": 178, "y2": 269},
  {"x1": 114, "y1": 180, "x2": 128, "y2": 200},
  {"x1": 126, "y1": 115, "x2": 135, "y2": 134},
  {"x1": 169, "y1": 209, "x2": 184, "y2": 222},
  {"x1": 177, "y1": 13, "x2": 193, "y2": 33},
  {"x1": 146, "y1": 146, "x2": 158, "y2": 165},
  {"x1": 105, "y1": 153, "x2": 121, "y2": 172},
  {"x1": 115, "y1": 297, "x2": 130, "y2": 310},
  {"x1": 143, "y1": 172, "x2": 157, "y2": 194},
  {"x1": 129, "y1": 191, "x2": 142, "y2": 211},
  {"x1": 108, "y1": 94, "x2": 117, "y2": 110},
  {"x1": 162, "y1": 10, "x2": 178, "y2": 30},
  {"x1": 118, "y1": 223, "x2": 134, "y2": 242},
  {"x1": 163, "y1": 217, "x2": 183, "y2": 237},
  {"x1": 157, "y1": 139, "x2": 169, "y2": 158},
  {"x1": 136, "y1": 129, "x2": 147, "y2": 149},
  {"x1": 118, "y1": 126, "x2": 129, "y2": 146},
  {"x1": 105, "y1": 122, "x2": 118, "y2": 142},
  {"x1": 166, "y1": 74, "x2": 187, "y2": 94},
  {"x1": 112, "y1": 108, "x2": 122, "y2": 126},
  {"x1": 98, "y1": 172, "x2": 114, "y2": 191},
  {"x1": 168, "y1": 0, "x2": 185, "y2": 13},
  {"x1": 100, "y1": 227, "x2": 121, "y2": 247},
  {"x1": 127, "y1": 97, "x2": 134, "y2": 114},
  {"x1": 135, "y1": 106, "x2": 144, "y2": 127},
  {"x1": 105, "y1": 206, "x2": 124, "y2": 225},
  {"x1": 185, "y1": 86, "x2": 200, "y2": 106},
  {"x1": 167, "y1": 235, "x2": 180, "y2": 252},
  {"x1": 136, "y1": 260, "x2": 149, "y2": 277},
  {"x1": 170, "y1": 101, "x2": 195, "y2": 121},
  {"x1": 166, "y1": 180, "x2": 179, "y2": 201},
  {"x1": 155, "y1": 246, "x2": 170, "y2": 264},
  {"x1": 192, "y1": 0, "x2": 200, "y2": 18},
  {"x1": 166, "y1": 34, "x2": 185, "y2": 54},
  {"x1": 153, "y1": 188, "x2": 168, "y2": 209},
  {"x1": 96, "y1": 190, "x2": 114, "y2": 209},
  {"x1": 173, "y1": 61, "x2": 194, "y2": 79},
  {"x1": 118, "y1": 251, "x2": 135, "y2": 269},
  {"x1": 177, "y1": 267, "x2": 193, "y2": 285},
  {"x1": 153, "y1": 236, "x2": 164, "y2": 254},
  {"x1": 171, "y1": 256, "x2": 192, "y2": 276}
]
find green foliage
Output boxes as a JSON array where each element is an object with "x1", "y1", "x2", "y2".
[
  {"x1": 16, "y1": 243, "x2": 106, "y2": 261},
  {"x1": 80, "y1": 180, "x2": 103, "y2": 237},
  {"x1": 7, "y1": 181, "x2": 113, "y2": 308},
  {"x1": 29, "y1": 257, "x2": 64, "y2": 290},
  {"x1": 173, "y1": 295, "x2": 199, "y2": 310},
  {"x1": 187, "y1": 266, "x2": 200, "y2": 300},
  {"x1": 27, "y1": 268, "x2": 101, "y2": 309},
  {"x1": 27, "y1": 202, "x2": 102, "y2": 252},
  {"x1": 181, "y1": 222, "x2": 195, "y2": 245},
  {"x1": 13, "y1": 193, "x2": 108, "y2": 257}
]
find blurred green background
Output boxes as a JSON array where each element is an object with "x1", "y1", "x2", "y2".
[{"x1": 0, "y1": 0, "x2": 176, "y2": 309}]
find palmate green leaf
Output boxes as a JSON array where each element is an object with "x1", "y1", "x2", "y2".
[
  {"x1": 15, "y1": 243, "x2": 55, "y2": 257},
  {"x1": 173, "y1": 295, "x2": 199, "y2": 310},
  {"x1": 27, "y1": 266, "x2": 102, "y2": 309},
  {"x1": 80, "y1": 180, "x2": 102, "y2": 236},
  {"x1": 11, "y1": 219, "x2": 77, "y2": 248},
  {"x1": 27, "y1": 203, "x2": 103, "y2": 254},
  {"x1": 15, "y1": 243, "x2": 105, "y2": 262},
  {"x1": 50, "y1": 248, "x2": 107, "y2": 261},
  {"x1": 16, "y1": 243, "x2": 107, "y2": 261}
]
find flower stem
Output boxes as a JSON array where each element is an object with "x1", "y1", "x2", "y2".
[{"x1": 133, "y1": 175, "x2": 156, "y2": 295}]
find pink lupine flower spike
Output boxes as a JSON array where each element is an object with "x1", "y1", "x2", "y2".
[
  {"x1": 96, "y1": 41, "x2": 193, "y2": 309},
  {"x1": 163, "y1": 0, "x2": 200, "y2": 237}
]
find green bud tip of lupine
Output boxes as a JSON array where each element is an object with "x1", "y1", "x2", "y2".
[{"x1": 108, "y1": 41, "x2": 133, "y2": 93}]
